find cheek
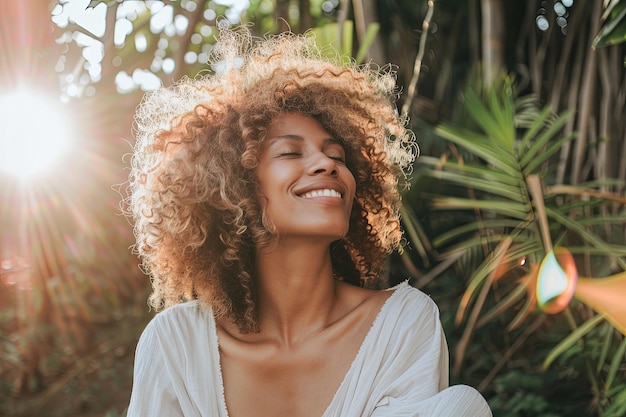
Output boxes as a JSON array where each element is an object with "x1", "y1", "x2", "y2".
[
  {"x1": 255, "y1": 165, "x2": 288, "y2": 206},
  {"x1": 343, "y1": 169, "x2": 357, "y2": 200}
]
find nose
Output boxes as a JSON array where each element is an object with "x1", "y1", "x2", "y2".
[{"x1": 308, "y1": 152, "x2": 338, "y2": 177}]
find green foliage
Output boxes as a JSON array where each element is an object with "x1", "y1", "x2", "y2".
[
  {"x1": 403, "y1": 72, "x2": 626, "y2": 415},
  {"x1": 311, "y1": 21, "x2": 380, "y2": 65},
  {"x1": 603, "y1": 385, "x2": 626, "y2": 417},
  {"x1": 593, "y1": 0, "x2": 626, "y2": 48},
  {"x1": 490, "y1": 371, "x2": 559, "y2": 417}
]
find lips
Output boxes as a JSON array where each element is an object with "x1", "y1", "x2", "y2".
[
  {"x1": 300, "y1": 188, "x2": 343, "y2": 199},
  {"x1": 295, "y1": 181, "x2": 347, "y2": 200}
]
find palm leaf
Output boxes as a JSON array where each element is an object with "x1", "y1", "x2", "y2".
[
  {"x1": 517, "y1": 106, "x2": 554, "y2": 149},
  {"x1": 423, "y1": 158, "x2": 523, "y2": 186},
  {"x1": 476, "y1": 281, "x2": 528, "y2": 328},
  {"x1": 593, "y1": 0, "x2": 626, "y2": 48},
  {"x1": 523, "y1": 132, "x2": 577, "y2": 174},
  {"x1": 605, "y1": 334, "x2": 626, "y2": 391},
  {"x1": 543, "y1": 313, "x2": 606, "y2": 369},
  {"x1": 434, "y1": 124, "x2": 520, "y2": 175},
  {"x1": 455, "y1": 238, "x2": 541, "y2": 325},
  {"x1": 463, "y1": 88, "x2": 515, "y2": 149},
  {"x1": 546, "y1": 207, "x2": 626, "y2": 268},
  {"x1": 430, "y1": 197, "x2": 530, "y2": 219},
  {"x1": 404, "y1": 70, "x2": 626, "y2": 387},
  {"x1": 519, "y1": 110, "x2": 572, "y2": 170},
  {"x1": 427, "y1": 170, "x2": 527, "y2": 202},
  {"x1": 432, "y1": 219, "x2": 527, "y2": 248},
  {"x1": 399, "y1": 205, "x2": 431, "y2": 266}
]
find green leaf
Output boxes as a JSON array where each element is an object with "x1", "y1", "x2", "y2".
[
  {"x1": 543, "y1": 314, "x2": 606, "y2": 369},
  {"x1": 593, "y1": 2, "x2": 626, "y2": 48},
  {"x1": 523, "y1": 132, "x2": 577, "y2": 174},
  {"x1": 546, "y1": 207, "x2": 626, "y2": 269},
  {"x1": 427, "y1": 170, "x2": 527, "y2": 202},
  {"x1": 430, "y1": 197, "x2": 531, "y2": 219},
  {"x1": 598, "y1": 322, "x2": 616, "y2": 373},
  {"x1": 432, "y1": 219, "x2": 528, "y2": 247},
  {"x1": 355, "y1": 23, "x2": 380, "y2": 64},
  {"x1": 311, "y1": 21, "x2": 354, "y2": 65},
  {"x1": 576, "y1": 214, "x2": 626, "y2": 227},
  {"x1": 464, "y1": 89, "x2": 514, "y2": 149},
  {"x1": 400, "y1": 205, "x2": 431, "y2": 264},
  {"x1": 455, "y1": 237, "x2": 515, "y2": 324},
  {"x1": 435, "y1": 124, "x2": 520, "y2": 176},
  {"x1": 487, "y1": 85, "x2": 516, "y2": 149},
  {"x1": 519, "y1": 110, "x2": 572, "y2": 170},
  {"x1": 476, "y1": 281, "x2": 528, "y2": 328},
  {"x1": 518, "y1": 106, "x2": 554, "y2": 151},
  {"x1": 605, "y1": 334, "x2": 626, "y2": 391},
  {"x1": 435, "y1": 233, "x2": 534, "y2": 254},
  {"x1": 603, "y1": 384, "x2": 626, "y2": 416},
  {"x1": 420, "y1": 157, "x2": 522, "y2": 186}
]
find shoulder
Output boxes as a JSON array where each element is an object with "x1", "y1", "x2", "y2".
[
  {"x1": 140, "y1": 300, "x2": 213, "y2": 344},
  {"x1": 337, "y1": 280, "x2": 440, "y2": 325},
  {"x1": 338, "y1": 279, "x2": 437, "y2": 311},
  {"x1": 376, "y1": 281, "x2": 444, "y2": 348},
  {"x1": 386, "y1": 281, "x2": 440, "y2": 318}
]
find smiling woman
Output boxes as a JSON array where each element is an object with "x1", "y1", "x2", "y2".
[
  {"x1": 126, "y1": 27, "x2": 492, "y2": 417},
  {"x1": 0, "y1": 90, "x2": 71, "y2": 179}
]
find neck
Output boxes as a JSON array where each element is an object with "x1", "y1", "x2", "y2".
[{"x1": 254, "y1": 237, "x2": 339, "y2": 347}]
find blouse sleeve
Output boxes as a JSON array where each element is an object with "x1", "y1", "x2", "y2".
[
  {"x1": 372, "y1": 287, "x2": 492, "y2": 417},
  {"x1": 126, "y1": 318, "x2": 184, "y2": 417}
]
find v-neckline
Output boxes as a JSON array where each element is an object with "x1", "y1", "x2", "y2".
[{"x1": 211, "y1": 282, "x2": 407, "y2": 417}]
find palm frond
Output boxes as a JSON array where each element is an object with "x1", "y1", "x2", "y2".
[{"x1": 434, "y1": 124, "x2": 520, "y2": 175}]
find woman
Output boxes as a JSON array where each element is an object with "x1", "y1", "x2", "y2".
[{"x1": 126, "y1": 28, "x2": 491, "y2": 416}]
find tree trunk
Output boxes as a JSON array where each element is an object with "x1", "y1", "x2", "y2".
[
  {"x1": 362, "y1": 0, "x2": 385, "y2": 64},
  {"x1": 299, "y1": 0, "x2": 312, "y2": 32},
  {"x1": 276, "y1": 0, "x2": 291, "y2": 32}
]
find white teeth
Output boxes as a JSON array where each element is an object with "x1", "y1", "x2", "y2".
[{"x1": 301, "y1": 189, "x2": 342, "y2": 199}]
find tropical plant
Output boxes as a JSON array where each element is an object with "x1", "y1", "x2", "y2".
[
  {"x1": 401, "y1": 72, "x2": 626, "y2": 415},
  {"x1": 594, "y1": 0, "x2": 626, "y2": 49}
]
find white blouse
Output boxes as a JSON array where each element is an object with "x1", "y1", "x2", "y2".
[{"x1": 127, "y1": 282, "x2": 492, "y2": 416}]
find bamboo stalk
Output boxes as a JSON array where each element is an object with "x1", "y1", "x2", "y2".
[
  {"x1": 571, "y1": 1, "x2": 602, "y2": 184},
  {"x1": 351, "y1": 0, "x2": 366, "y2": 47},
  {"x1": 556, "y1": 21, "x2": 585, "y2": 185},
  {"x1": 481, "y1": 0, "x2": 505, "y2": 86},
  {"x1": 337, "y1": 0, "x2": 350, "y2": 49}
]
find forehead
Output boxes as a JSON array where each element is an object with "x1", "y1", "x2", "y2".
[
  {"x1": 264, "y1": 112, "x2": 343, "y2": 146},
  {"x1": 267, "y1": 112, "x2": 323, "y2": 133}
]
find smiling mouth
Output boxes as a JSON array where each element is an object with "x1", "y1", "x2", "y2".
[{"x1": 300, "y1": 189, "x2": 343, "y2": 199}]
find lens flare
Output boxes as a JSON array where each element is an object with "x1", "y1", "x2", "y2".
[
  {"x1": 536, "y1": 247, "x2": 578, "y2": 314},
  {"x1": 576, "y1": 273, "x2": 626, "y2": 336}
]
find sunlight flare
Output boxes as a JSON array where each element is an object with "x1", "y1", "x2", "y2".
[{"x1": 0, "y1": 90, "x2": 72, "y2": 179}]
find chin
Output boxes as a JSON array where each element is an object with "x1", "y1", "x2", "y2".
[{"x1": 277, "y1": 225, "x2": 349, "y2": 241}]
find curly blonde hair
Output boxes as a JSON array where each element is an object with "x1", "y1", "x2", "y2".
[{"x1": 129, "y1": 28, "x2": 417, "y2": 333}]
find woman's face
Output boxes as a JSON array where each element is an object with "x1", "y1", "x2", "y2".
[{"x1": 255, "y1": 112, "x2": 356, "y2": 242}]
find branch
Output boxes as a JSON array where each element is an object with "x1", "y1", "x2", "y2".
[{"x1": 400, "y1": 0, "x2": 434, "y2": 118}]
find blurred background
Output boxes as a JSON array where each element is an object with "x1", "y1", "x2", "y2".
[{"x1": 0, "y1": 1, "x2": 625, "y2": 416}]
